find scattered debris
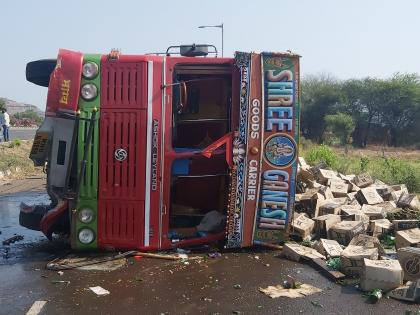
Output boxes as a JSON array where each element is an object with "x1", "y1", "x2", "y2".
[
  {"x1": 2, "y1": 234, "x2": 24, "y2": 246},
  {"x1": 89, "y1": 286, "x2": 110, "y2": 296},
  {"x1": 310, "y1": 300, "x2": 323, "y2": 308},
  {"x1": 294, "y1": 156, "x2": 420, "y2": 290},
  {"x1": 326, "y1": 257, "x2": 342, "y2": 270},
  {"x1": 389, "y1": 280, "x2": 420, "y2": 302},
  {"x1": 208, "y1": 252, "x2": 222, "y2": 259},
  {"x1": 364, "y1": 288, "x2": 383, "y2": 303},
  {"x1": 259, "y1": 283, "x2": 322, "y2": 299},
  {"x1": 253, "y1": 241, "x2": 283, "y2": 250},
  {"x1": 51, "y1": 280, "x2": 70, "y2": 285},
  {"x1": 311, "y1": 258, "x2": 346, "y2": 281}
]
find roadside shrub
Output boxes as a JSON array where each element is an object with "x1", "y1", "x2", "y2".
[
  {"x1": 305, "y1": 144, "x2": 338, "y2": 168},
  {"x1": 8, "y1": 139, "x2": 22, "y2": 148},
  {"x1": 377, "y1": 157, "x2": 420, "y2": 192},
  {"x1": 360, "y1": 157, "x2": 369, "y2": 172}
]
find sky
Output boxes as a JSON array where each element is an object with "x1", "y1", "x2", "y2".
[{"x1": 2, "y1": 0, "x2": 420, "y2": 109}]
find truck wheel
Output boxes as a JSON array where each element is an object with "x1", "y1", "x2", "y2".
[{"x1": 26, "y1": 59, "x2": 57, "y2": 87}]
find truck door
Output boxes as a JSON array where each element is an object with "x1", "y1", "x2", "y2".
[{"x1": 160, "y1": 57, "x2": 236, "y2": 249}]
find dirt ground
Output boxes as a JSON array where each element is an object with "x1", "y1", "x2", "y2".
[{"x1": 1, "y1": 178, "x2": 420, "y2": 315}]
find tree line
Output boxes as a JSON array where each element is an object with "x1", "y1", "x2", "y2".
[{"x1": 301, "y1": 73, "x2": 420, "y2": 147}]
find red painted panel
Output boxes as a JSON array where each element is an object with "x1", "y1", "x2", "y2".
[
  {"x1": 98, "y1": 109, "x2": 146, "y2": 200},
  {"x1": 46, "y1": 49, "x2": 83, "y2": 117},
  {"x1": 101, "y1": 61, "x2": 147, "y2": 109},
  {"x1": 98, "y1": 199, "x2": 144, "y2": 249}
]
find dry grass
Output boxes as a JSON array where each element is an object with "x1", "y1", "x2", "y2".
[
  {"x1": 334, "y1": 145, "x2": 420, "y2": 161},
  {"x1": 0, "y1": 140, "x2": 43, "y2": 179}
]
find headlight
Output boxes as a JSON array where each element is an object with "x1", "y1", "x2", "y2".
[
  {"x1": 78, "y1": 208, "x2": 94, "y2": 223},
  {"x1": 80, "y1": 83, "x2": 98, "y2": 101},
  {"x1": 82, "y1": 62, "x2": 99, "y2": 79},
  {"x1": 78, "y1": 228, "x2": 95, "y2": 244}
]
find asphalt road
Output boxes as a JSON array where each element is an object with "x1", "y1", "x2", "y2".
[
  {"x1": 1, "y1": 127, "x2": 37, "y2": 141},
  {"x1": 0, "y1": 179, "x2": 419, "y2": 315}
]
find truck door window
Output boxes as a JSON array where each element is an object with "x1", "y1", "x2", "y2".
[{"x1": 172, "y1": 65, "x2": 232, "y2": 149}]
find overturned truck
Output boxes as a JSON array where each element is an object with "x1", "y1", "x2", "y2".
[{"x1": 21, "y1": 45, "x2": 300, "y2": 250}]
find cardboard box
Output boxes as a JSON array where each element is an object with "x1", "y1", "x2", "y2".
[
  {"x1": 356, "y1": 187, "x2": 384, "y2": 205},
  {"x1": 291, "y1": 213, "x2": 315, "y2": 240},
  {"x1": 295, "y1": 190, "x2": 324, "y2": 218},
  {"x1": 313, "y1": 214, "x2": 341, "y2": 239},
  {"x1": 397, "y1": 247, "x2": 420, "y2": 281},
  {"x1": 360, "y1": 259, "x2": 403, "y2": 292},
  {"x1": 389, "y1": 280, "x2": 420, "y2": 302},
  {"x1": 349, "y1": 234, "x2": 385, "y2": 256},
  {"x1": 313, "y1": 238, "x2": 343, "y2": 258},
  {"x1": 317, "y1": 169, "x2": 339, "y2": 184},
  {"x1": 391, "y1": 184, "x2": 409, "y2": 201},
  {"x1": 329, "y1": 221, "x2": 365, "y2": 245},
  {"x1": 282, "y1": 243, "x2": 326, "y2": 262},
  {"x1": 340, "y1": 245, "x2": 378, "y2": 276},
  {"x1": 319, "y1": 201, "x2": 342, "y2": 216},
  {"x1": 329, "y1": 179, "x2": 350, "y2": 197},
  {"x1": 393, "y1": 220, "x2": 420, "y2": 231},
  {"x1": 397, "y1": 193, "x2": 420, "y2": 211},
  {"x1": 340, "y1": 205, "x2": 362, "y2": 215},
  {"x1": 298, "y1": 157, "x2": 310, "y2": 170},
  {"x1": 370, "y1": 218, "x2": 392, "y2": 237},
  {"x1": 345, "y1": 192, "x2": 360, "y2": 204},
  {"x1": 339, "y1": 173, "x2": 355, "y2": 183},
  {"x1": 340, "y1": 208, "x2": 370, "y2": 230},
  {"x1": 318, "y1": 185, "x2": 334, "y2": 200},
  {"x1": 376, "y1": 186, "x2": 395, "y2": 201},
  {"x1": 395, "y1": 228, "x2": 420, "y2": 249},
  {"x1": 361, "y1": 204, "x2": 386, "y2": 220},
  {"x1": 353, "y1": 173, "x2": 374, "y2": 188}
]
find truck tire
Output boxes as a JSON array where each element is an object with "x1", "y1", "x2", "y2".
[{"x1": 26, "y1": 59, "x2": 57, "y2": 87}]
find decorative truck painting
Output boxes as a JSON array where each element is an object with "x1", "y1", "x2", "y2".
[{"x1": 22, "y1": 45, "x2": 300, "y2": 251}]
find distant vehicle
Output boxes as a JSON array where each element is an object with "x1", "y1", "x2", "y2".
[{"x1": 21, "y1": 45, "x2": 301, "y2": 251}]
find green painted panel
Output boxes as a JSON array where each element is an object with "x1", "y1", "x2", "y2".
[
  {"x1": 73, "y1": 199, "x2": 98, "y2": 250},
  {"x1": 77, "y1": 54, "x2": 101, "y2": 200},
  {"x1": 73, "y1": 54, "x2": 101, "y2": 250}
]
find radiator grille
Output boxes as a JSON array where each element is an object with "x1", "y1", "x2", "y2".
[
  {"x1": 98, "y1": 110, "x2": 146, "y2": 200},
  {"x1": 98, "y1": 199, "x2": 144, "y2": 247},
  {"x1": 101, "y1": 62, "x2": 147, "y2": 109}
]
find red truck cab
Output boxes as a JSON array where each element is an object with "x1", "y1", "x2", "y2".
[{"x1": 22, "y1": 45, "x2": 301, "y2": 251}]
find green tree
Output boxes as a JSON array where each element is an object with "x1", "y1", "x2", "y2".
[
  {"x1": 341, "y1": 78, "x2": 386, "y2": 147},
  {"x1": 377, "y1": 73, "x2": 420, "y2": 146},
  {"x1": 324, "y1": 113, "x2": 355, "y2": 151},
  {"x1": 301, "y1": 74, "x2": 344, "y2": 143}
]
